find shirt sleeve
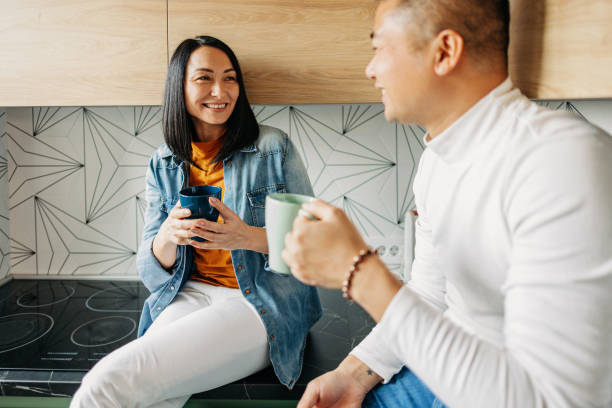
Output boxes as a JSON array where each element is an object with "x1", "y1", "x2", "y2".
[
  {"x1": 351, "y1": 152, "x2": 448, "y2": 382},
  {"x1": 372, "y1": 135, "x2": 612, "y2": 407},
  {"x1": 136, "y1": 156, "x2": 179, "y2": 292}
]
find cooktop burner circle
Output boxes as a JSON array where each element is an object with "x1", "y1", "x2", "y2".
[
  {"x1": 70, "y1": 316, "x2": 136, "y2": 348},
  {"x1": 86, "y1": 283, "x2": 141, "y2": 312},
  {"x1": 17, "y1": 282, "x2": 75, "y2": 308},
  {"x1": 0, "y1": 313, "x2": 54, "y2": 354}
]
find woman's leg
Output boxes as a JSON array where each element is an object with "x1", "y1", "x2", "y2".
[{"x1": 70, "y1": 281, "x2": 269, "y2": 408}]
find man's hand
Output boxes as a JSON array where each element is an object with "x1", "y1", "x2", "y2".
[
  {"x1": 298, "y1": 355, "x2": 382, "y2": 408},
  {"x1": 282, "y1": 200, "x2": 368, "y2": 288}
]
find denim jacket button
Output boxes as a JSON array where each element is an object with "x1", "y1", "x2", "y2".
[
  {"x1": 237, "y1": 265, "x2": 243, "y2": 270},
  {"x1": 270, "y1": 335, "x2": 274, "y2": 340},
  {"x1": 260, "y1": 309, "x2": 266, "y2": 315},
  {"x1": 156, "y1": 306, "x2": 162, "y2": 311},
  {"x1": 245, "y1": 289, "x2": 251, "y2": 294},
  {"x1": 170, "y1": 285, "x2": 175, "y2": 291}
]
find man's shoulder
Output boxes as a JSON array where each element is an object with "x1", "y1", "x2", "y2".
[
  {"x1": 510, "y1": 99, "x2": 610, "y2": 147},
  {"x1": 504, "y1": 100, "x2": 612, "y2": 191}
]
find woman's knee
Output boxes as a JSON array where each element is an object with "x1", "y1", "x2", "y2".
[{"x1": 73, "y1": 347, "x2": 154, "y2": 407}]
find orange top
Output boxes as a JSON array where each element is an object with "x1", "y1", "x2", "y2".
[{"x1": 189, "y1": 138, "x2": 238, "y2": 289}]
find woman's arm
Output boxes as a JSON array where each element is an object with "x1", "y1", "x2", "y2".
[
  {"x1": 191, "y1": 133, "x2": 312, "y2": 254},
  {"x1": 136, "y1": 159, "x2": 178, "y2": 291}
]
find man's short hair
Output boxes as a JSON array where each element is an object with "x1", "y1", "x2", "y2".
[{"x1": 390, "y1": 0, "x2": 510, "y2": 61}]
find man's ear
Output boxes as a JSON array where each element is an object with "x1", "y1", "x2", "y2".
[{"x1": 432, "y1": 29, "x2": 464, "y2": 76}]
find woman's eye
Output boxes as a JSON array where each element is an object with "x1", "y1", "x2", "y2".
[
  {"x1": 225, "y1": 76, "x2": 236, "y2": 81},
  {"x1": 196, "y1": 76, "x2": 211, "y2": 81}
]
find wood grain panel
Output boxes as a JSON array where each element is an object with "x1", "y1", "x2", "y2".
[
  {"x1": 168, "y1": 0, "x2": 380, "y2": 104},
  {"x1": 0, "y1": 0, "x2": 167, "y2": 106},
  {"x1": 510, "y1": 0, "x2": 612, "y2": 99}
]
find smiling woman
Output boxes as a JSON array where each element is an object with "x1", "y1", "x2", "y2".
[
  {"x1": 184, "y1": 48, "x2": 239, "y2": 132},
  {"x1": 69, "y1": 36, "x2": 322, "y2": 408},
  {"x1": 163, "y1": 36, "x2": 259, "y2": 167}
]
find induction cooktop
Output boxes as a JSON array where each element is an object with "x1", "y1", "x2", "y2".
[{"x1": 0, "y1": 279, "x2": 148, "y2": 370}]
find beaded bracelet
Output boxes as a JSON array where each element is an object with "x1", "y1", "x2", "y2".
[{"x1": 342, "y1": 248, "x2": 377, "y2": 300}]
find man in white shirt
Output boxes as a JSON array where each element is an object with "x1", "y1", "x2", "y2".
[{"x1": 282, "y1": 0, "x2": 612, "y2": 407}]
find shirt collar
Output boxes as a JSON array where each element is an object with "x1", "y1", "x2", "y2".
[
  {"x1": 239, "y1": 144, "x2": 257, "y2": 153},
  {"x1": 159, "y1": 144, "x2": 173, "y2": 159},
  {"x1": 424, "y1": 77, "x2": 517, "y2": 164}
]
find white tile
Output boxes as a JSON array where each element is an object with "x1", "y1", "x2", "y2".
[{"x1": 1, "y1": 98, "x2": 611, "y2": 277}]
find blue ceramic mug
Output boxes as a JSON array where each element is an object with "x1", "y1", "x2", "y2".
[{"x1": 179, "y1": 185, "x2": 222, "y2": 242}]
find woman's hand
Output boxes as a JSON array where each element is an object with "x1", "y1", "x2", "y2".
[
  {"x1": 190, "y1": 197, "x2": 268, "y2": 253},
  {"x1": 158, "y1": 202, "x2": 198, "y2": 245},
  {"x1": 282, "y1": 200, "x2": 368, "y2": 289},
  {"x1": 153, "y1": 202, "x2": 197, "y2": 269}
]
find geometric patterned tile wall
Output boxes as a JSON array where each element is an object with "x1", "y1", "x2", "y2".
[
  {"x1": 0, "y1": 108, "x2": 8, "y2": 281},
  {"x1": 0, "y1": 100, "x2": 611, "y2": 278}
]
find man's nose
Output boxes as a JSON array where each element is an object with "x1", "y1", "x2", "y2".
[{"x1": 365, "y1": 58, "x2": 376, "y2": 80}]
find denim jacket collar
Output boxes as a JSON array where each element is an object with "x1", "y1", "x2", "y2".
[{"x1": 158, "y1": 143, "x2": 258, "y2": 159}]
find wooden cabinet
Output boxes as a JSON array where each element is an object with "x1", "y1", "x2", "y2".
[
  {"x1": 168, "y1": 0, "x2": 379, "y2": 104},
  {"x1": 509, "y1": 0, "x2": 612, "y2": 99},
  {"x1": 0, "y1": 0, "x2": 167, "y2": 106},
  {"x1": 0, "y1": 0, "x2": 611, "y2": 106}
]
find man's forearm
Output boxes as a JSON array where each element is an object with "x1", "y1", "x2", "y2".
[{"x1": 350, "y1": 254, "x2": 403, "y2": 322}]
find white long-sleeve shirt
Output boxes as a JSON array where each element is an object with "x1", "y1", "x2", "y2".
[{"x1": 351, "y1": 78, "x2": 612, "y2": 407}]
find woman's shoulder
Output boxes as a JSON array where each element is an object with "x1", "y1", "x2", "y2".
[
  {"x1": 254, "y1": 124, "x2": 289, "y2": 154},
  {"x1": 152, "y1": 144, "x2": 174, "y2": 159},
  {"x1": 148, "y1": 144, "x2": 175, "y2": 164},
  {"x1": 147, "y1": 144, "x2": 182, "y2": 171}
]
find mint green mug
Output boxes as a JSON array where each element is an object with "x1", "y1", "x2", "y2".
[{"x1": 265, "y1": 193, "x2": 316, "y2": 274}]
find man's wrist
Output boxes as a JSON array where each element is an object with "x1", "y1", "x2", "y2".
[
  {"x1": 337, "y1": 355, "x2": 383, "y2": 393},
  {"x1": 350, "y1": 254, "x2": 402, "y2": 322}
]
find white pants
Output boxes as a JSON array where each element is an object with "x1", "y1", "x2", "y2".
[{"x1": 70, "y1": 281, "x2": 270, "y2": 408}]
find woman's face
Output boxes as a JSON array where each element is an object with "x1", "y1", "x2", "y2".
[{"x1": 183, "y1": 46, "x2": 240, "y2": 128}]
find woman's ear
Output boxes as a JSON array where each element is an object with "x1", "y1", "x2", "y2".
[{"x1": 432, "y1": 29, "x2": 464, "y2": 76}]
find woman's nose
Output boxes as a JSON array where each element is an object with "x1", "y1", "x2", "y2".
[
  {"x1": 210, "y1": 81, "x2": 227, "y2": 97},
  {"x1": 210, "y1": 83, "x2": 220, "y2": 97}
]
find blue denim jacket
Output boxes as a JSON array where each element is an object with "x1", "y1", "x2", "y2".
[{"x1": 135, "y1": 125, "x2": 322, "y2": 388}]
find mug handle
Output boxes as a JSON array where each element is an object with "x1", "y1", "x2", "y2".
[{"x1": 298, "y1": 208, "x2": 319, "y2": 221}]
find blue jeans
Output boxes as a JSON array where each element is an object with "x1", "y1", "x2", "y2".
[{"x1": 363, "y1": 367, "x2": 447, "y2": 408}]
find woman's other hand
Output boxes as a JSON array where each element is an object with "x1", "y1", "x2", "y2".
[{"x1": 190, "y1": 197, "x2": 268, "y2": 253}]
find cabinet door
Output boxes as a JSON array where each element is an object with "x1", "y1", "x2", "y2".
[
  {"x1": 168, "y1": 0, "x2": 379, "y2": 104},
  {"x1": 510, "y1": 0, "x2": 612, "y2": 99},
  {"x1": 0, "y1": 0, "x2": 167, "y2": 106}
]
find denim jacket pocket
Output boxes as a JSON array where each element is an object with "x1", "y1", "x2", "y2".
[{"x1": 247, "y1": 184, "x2": 286, "y2": 227}]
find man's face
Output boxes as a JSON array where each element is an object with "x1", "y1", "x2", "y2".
[{"x1": 365, "y1": 0, "x2": 431, "y2": 124}]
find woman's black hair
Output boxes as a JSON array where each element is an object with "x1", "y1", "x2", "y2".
[{"x1": 162, "y1": 35, "x2": 259, "y2": 166}]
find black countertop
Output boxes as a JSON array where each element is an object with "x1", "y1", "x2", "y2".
[{"x1": 0, "y1": 279, "x2": 375, "y2": 400}]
